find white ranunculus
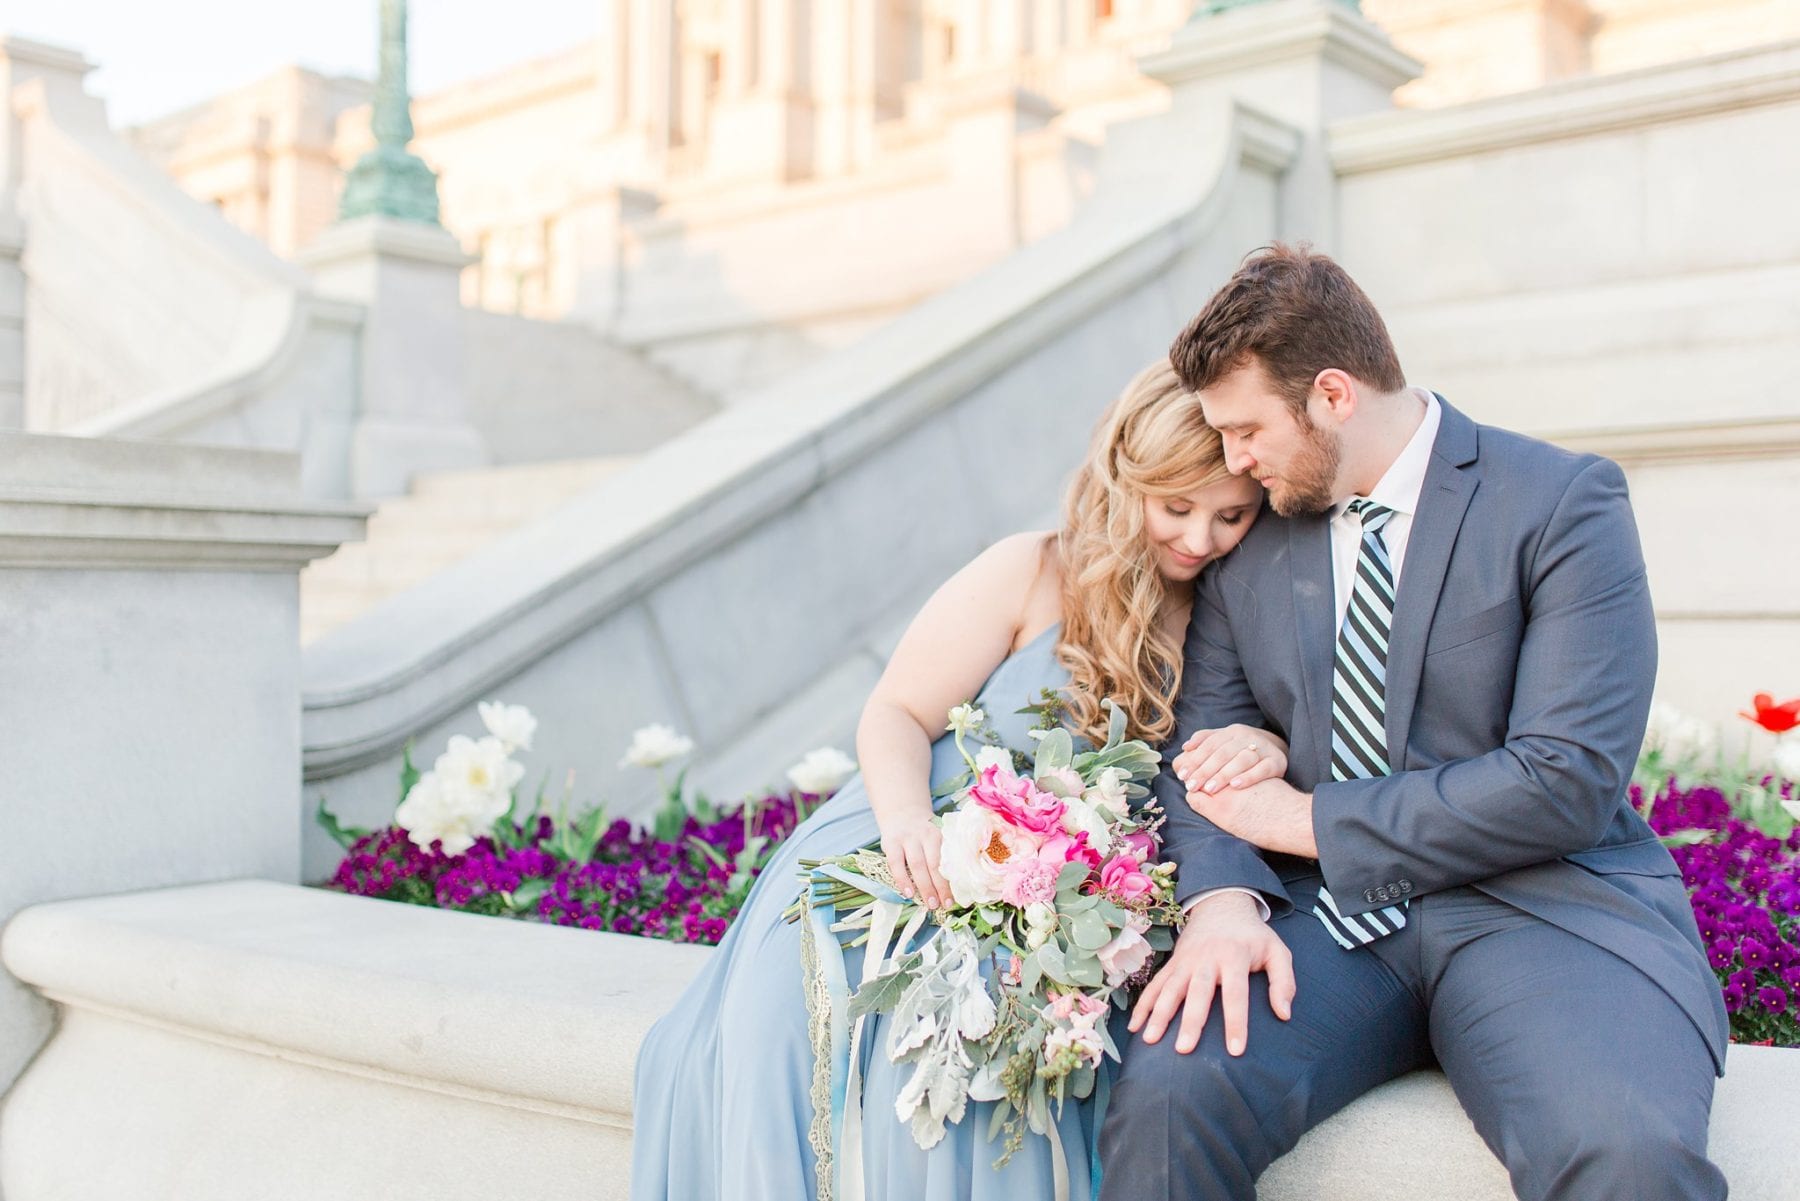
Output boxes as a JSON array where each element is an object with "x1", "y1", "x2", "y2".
[
  {"x1": 396, "y1": 771, "x2": 497, "y2": 857},
  {"x1": 1773, "y1": 738, "x2": 1800, "y2": 788},
  {"x1": 936, "y1": 803, "x2": 1012, "y2": 907},
  {"x1": 1084, "y1": 766, "x2": 1131, "y2": 818},
  {"x1": 620, "y1": 723, "x2": 694, "y2": 769},
  {"x1": 974, "y1": 745, "x2": 1015, "y2": 775},
  {"x1": 946, "y1": 704, "x2": 986, "y2": 737},
  {"x1": 1642, "y1": 702, "x2": 1716, "y2": 765},
  {"x1": 1059, "y1": 794, "x2": 1115, "y2": 856},
  {"x1": 1024, "y1": 901, "x2": 1057, "y2": 949},
  {"x1": 787, "y1": 747, "x2": 858, "y2": 795},
  {"x1": 477, "y1": 701, "x2": 537, "y2": 753}
]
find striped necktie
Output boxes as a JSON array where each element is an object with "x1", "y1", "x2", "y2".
[{"x1": 1312, "y1": 498, "x2": 1409, "y2": 949}]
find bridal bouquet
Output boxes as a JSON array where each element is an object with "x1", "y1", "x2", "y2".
[{"x1": 790, "y1": 699, "x2": 1182, "y2": 1176}]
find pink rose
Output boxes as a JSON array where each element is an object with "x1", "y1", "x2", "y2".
[
  {"x1": 1099, "y1": 853, "x2": 1155, "y2": 903},
  {"x1": 1121, "y1": 831, "x2": 1158, "y2": 863},
  {"x1": 971, "y1": 764, "x2": 1067, "y2": 836}
]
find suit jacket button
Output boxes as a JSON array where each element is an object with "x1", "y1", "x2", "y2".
[
  {"x1": 1397, "y1": 880, "x2": 1413, "y2": 894},
  {"x1": 1363, "y1": 889, "x2": 1379, "y2": 904}
]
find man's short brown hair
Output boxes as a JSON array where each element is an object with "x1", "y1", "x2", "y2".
[{"x1": 1170, "y1": 243, "x2": 1405, "y2": 413}]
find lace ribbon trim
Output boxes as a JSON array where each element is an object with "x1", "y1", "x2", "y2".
[{"x1": 800, "y1": 908, "x2": 836, "y2": 1201}]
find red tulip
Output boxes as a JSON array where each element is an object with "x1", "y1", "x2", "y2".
[{"x1": 1740, "y1": 693, "x2": 1800, "y2": 735}]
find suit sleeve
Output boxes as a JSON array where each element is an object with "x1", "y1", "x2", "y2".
[
  {"x1": 1157, "y1": 556, "x2": 1294, "y2": 915},
  {"x1": 1313, "y1": 457, "x2": 1655, "y2": 913}
]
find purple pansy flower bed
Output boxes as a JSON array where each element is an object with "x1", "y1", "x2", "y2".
[
  {"x1": 324, "y1": 794, "x2": 808, "y2": 945},
  {"x1": 1640, "y1": 777, "x2": 1800, "y2": 1046}
]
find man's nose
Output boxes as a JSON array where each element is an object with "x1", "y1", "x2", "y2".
[{"x1": 1224, "y1": 436, "x2": 1255, "y2": 476}]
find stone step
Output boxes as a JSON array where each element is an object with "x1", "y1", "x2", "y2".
[
  {"x1": 299, "y1": 455, "x2": 635, "y2": 644},
  {"x1": 1, "y1": 880, "x2": 1791, "y2": 1201}
]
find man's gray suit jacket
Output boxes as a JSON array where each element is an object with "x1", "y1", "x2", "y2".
[{"x1": 1157, "y1": 396, "x2": 1730, "y2": 1071}]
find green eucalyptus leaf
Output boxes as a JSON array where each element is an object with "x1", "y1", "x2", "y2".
[
  {"x1": 1036, "y1": 940, "x2": 1071, "y2": 985},
  {"x1": 1020, "y1": 949, "x2": 1044, "y2": 995},
  {"x1": 1069, "y1": 909, "x2": 1112, "y2": 951},
  {"x1": 1066, "y1": 955, "x2": 1105, "y2": 989},
  {"x1": 987, "y1": 1098, "x2": 1012, "y2": 1142}
]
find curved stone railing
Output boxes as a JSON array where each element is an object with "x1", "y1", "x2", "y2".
[
  {"x1": 297, "y1": 95, "x2": 1302, "y2": 873},
  {"x1": 9, "y1": 59, "x2": 361, "y2": 485},
  {"x1": 1, "y1": 880, "x2": 1791, "y2": 1200}
]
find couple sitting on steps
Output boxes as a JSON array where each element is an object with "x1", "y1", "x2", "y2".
[{"x1": 631, "y1": 244, "x2": 1729, "y2": 1201}]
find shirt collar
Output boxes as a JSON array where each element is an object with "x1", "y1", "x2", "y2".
[{"x1": 1332, "y1": 388, "x2": 1441, "y2": 522}]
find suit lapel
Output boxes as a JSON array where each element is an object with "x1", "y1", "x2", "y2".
[
  {"x1": 1382, "y1": 398, "x2": 1480, "y2": 767},
  {"x1": 1287, "y1": 514, "x2": 1337, "y2": 786}
]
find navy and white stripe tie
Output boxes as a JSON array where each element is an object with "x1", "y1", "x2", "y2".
[{"x1": 1313, "y1": 499, "x2": 1409, "y2": 950}]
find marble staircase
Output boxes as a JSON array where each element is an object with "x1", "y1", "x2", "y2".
[{"x1": 300, "y1": 455, "x2": 635, "y2": 644}]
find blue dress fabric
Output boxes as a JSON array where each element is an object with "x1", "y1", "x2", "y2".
[{"x1": 630, "y1": 622, "x2": 1110, "y2": 1201}]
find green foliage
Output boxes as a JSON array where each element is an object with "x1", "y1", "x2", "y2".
[
  {"x1": 398, "y1": 742, "x2": 421, "y2": 799},
  {"x1": 314, "y1": 797, "x2": 371, "y2": 851}
]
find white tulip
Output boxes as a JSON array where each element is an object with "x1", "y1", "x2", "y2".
[
  {"x1": 396, "y1": 771, "x2": 502, "y2": 857},
  {"x1": 435, "y1": 735, "x2": 525, "y2": 802},
  {"x1": 1773, "y1": 737, "x2": 1800, "y2": 787},
  {"x1": 787, "y1": 747, "x2": 858, "y2": 795},
  {"x1": 620, "y1": 723, "x2": 695, "y2": 769},
  {"x1": 477, "y1": 701, "x2": 537, "y2": 753},
  {"x1": 1642, "y1": 702, "x2": 1716, "y2": 765}
]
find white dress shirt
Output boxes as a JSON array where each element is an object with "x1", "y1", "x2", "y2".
[
  {"x1": 1184, "y1": 389, "x2": 1440, "y2": 920},
  {"x1": 1328, "y1": 389, "x2": 1440, "y2": 629}
]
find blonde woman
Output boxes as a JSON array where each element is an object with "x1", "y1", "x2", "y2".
[{"x1": 631, "y1": 361, "x2": 1285, "y2": 1201}]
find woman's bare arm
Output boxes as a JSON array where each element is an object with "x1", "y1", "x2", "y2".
[{"x1": 856, "y1": 531, "x2": 1056, "y2": 908}]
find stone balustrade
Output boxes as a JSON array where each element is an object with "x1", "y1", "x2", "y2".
[{"x1": 2, "y1": 879, "x2": 1791, "y2": 1200}]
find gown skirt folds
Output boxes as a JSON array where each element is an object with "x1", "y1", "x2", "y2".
[{"x1": 630, "y1": 623, "x2": 1112, "y2": 1201}]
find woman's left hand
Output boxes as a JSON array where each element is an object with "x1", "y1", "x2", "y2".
[{"x1": 1171, "y1": 724, "x2": 1288, "y2": 797}]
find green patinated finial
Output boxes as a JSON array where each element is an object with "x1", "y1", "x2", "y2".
[{"x1": 338, "y1": 0, "x2": 442, "y2": 224}]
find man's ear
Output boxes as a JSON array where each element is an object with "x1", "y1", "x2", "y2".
[{"x1": 1310, "y1": 369, "x2": 1358, "y2": 426}]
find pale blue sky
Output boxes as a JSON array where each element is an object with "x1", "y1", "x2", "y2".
[{"x1": 5, "y1": 0, "x2": 600, "y2": 126}]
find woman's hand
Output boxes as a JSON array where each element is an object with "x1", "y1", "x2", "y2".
[
  {"x1": 879, "y1": 810, "x2": 953, "y2": 910},
  {"x1": 1172, "y1": 724, "x2": 1288, "y2": 797}
]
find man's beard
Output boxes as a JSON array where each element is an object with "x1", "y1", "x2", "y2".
[{"x1": 1266, "y1": 418, "x2": 1342, "y2": 518}]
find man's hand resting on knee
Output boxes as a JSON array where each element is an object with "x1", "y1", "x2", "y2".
[{"x1": 1129, "y1": 891, "x2": 1295, "y2": 1057}]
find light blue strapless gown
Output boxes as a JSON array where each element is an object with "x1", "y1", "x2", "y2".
[{"x1": 630, "y1": 622, "x2": 1111, "y2": 1201}]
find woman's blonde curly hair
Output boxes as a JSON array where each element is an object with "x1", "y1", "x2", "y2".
[{"x1": 1055, "y1": 359, "x2": 1236, "y2": 747}]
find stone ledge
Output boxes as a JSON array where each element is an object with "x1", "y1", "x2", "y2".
[
  {"x1": 0, "y1": 433, "x2": 368, "y2": 570},
  {"x1": 2, "y1": 879, "x2": 1792, "y2": 1199}
]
